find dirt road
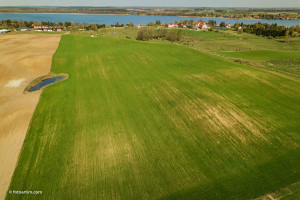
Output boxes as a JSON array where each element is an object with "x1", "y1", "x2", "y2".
[{"x1": 0, "y1": 34, "x2": 61, "y2": 199}]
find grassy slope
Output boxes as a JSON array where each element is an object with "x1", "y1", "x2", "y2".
[
  {"x1": 96, "y1": 28, "x2": 300, "y2": 76},
  {"x1": 182, "y1": 30, "x2": 300, "y2": 76},
  {"x1": 182, "y1": 30, "x2": 300, "y2": 51},
  {"x1": 218, "y1": 50, "x2": 300, "y2": 76},
  {"x1": 7, "y1": 35, "x2": 300, "y2": 200}
]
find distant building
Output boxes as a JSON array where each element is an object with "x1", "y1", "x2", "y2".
[
  {"x1": 21, "y1": 27, "x2": 29, "y2": 31},
  {"x1": 226, "y1": 23, "x2": 233, "y2": 28},
  {"x1": 137, "y1": 23, "x2": 143, "y2": 29},
  {"x1": 52, "y1": 26, "x2": 65, "y2": 31},
  {"x1": 193, "y1": 20, "x2": 209, "y2": 30},
  {"x1": 32, "y1": 24, "x2": 49, "y2": 31},
  {"x1": 168, "y1": 23, "x2": 178, "y2": 28},
  {"x1": 0, "y1": 29, "x2": 10, "y2": 34},
  {"x1": 181, "y1": 24, "x2": 187, "y2": 28}
]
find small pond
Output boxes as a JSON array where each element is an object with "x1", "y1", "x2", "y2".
[{"x1": 28, "y1": 76, "x2": 65, "y2": 92}]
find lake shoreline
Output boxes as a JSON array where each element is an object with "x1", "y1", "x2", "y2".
[
  {"x1": 3, "y1": 12, "x2": 298, "y2": 21},
  {"x1": 1, "y1": 13, "x2": 299, "y2": 27}
]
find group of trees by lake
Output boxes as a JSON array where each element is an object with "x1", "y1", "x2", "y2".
[
  {"x1": 0, "y1": 19, "x2": 68, "y2": 28},
  {"x1": 0, "y1": 19, "x2": 107, "y2": 31},
  {"x1": 232, "y1": 22, "x2": 300, "y2": 39},
  {"x1": 136, "y1": 28, "x2": 183, "y2": 42}
]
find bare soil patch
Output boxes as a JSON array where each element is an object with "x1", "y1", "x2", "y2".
[{"x1": 0, "y1": 34, "x2": 61, "y2": 199}]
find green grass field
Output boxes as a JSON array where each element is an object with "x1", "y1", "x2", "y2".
[
  {"x1": 6, "y1": 34, "x2": 300, "y2": 200},
  {"x1": 94, "y1": 28, "x2": 300, "y2": 77},
  {"x1": 218, "y1": 50, "x2": 300, "y2": 76}
]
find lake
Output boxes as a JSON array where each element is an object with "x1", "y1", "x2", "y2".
[{"x1": 0, "y1": 13, "x2": 300, "y2": 27}]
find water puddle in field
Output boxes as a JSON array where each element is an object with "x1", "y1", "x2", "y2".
[{"x1": 28, "y1": 76, "x2": 65, "y2": 92}]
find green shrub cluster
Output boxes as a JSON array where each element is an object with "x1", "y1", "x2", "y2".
[{"x1": 136, "y1": 28, "x2": 183, "y2": 42}]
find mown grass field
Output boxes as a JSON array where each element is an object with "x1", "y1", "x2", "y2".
[{"x1": 7, "y1": 34, "x2": 300, "y2": 200}]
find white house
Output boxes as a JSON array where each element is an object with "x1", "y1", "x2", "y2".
[
  {"x1": 32, "y1": 24, "x2": 49, "y2": 31},
  {"x1": 52, "y1": 26, "x2": 65, "y2": 31},
  {"x1": 21, "y1": 27, "x2": 29, "y2": 31},
  {"x1": 193, "y1": 20, "x2": 210, "y2": 30},
  {"x1": 181, "y1": 24, "x2": 187, "y2": 28},
  {"x1": 137, "y1": 23, "x2": 143, "y2": 29},
  {"x1": 226, "y1": 23, "x2": 233, "y2": 28},
  {"x1": 168, "y1": 23, "x2": 178, "y2": 28}
]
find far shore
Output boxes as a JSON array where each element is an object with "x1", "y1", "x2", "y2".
[{"x1": 2, "y1": 12, "x2": 299, "y2": 21}]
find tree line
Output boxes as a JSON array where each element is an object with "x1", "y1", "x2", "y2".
[
  {"x1": 232, "y1": 22, "x2": 300, "y2": 38},
  {"x1": 136, "y1": 28, "x2": 183, "y2": 42},
  {"x1": 0, "y1": 19, "x2": 107, "y2": 31}
]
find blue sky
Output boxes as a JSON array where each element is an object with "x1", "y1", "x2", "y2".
[{"x1": 1, "y1": 0, "x2": 300, "y2": 7}]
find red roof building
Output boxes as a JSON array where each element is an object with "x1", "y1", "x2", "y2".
[
  {"x1": 33, "y1": 24, "x2": 49, "y2": 29},
  {"x1": 226, "y1": 23, "x2": 232, "y2": 28},
  {"x1": 193, "y1": 20, "x2": 209, "y2": 30},
  {"x1": 168, "y1": 23, "x2": 178, "y2": 28}
]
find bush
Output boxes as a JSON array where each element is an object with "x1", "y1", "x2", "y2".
[
  {"x1": 238, "y1": 28, "x2": 243, "y2": 34},
  {"x1": 136, "y1": 29, "x2": 154, "y2": 41},
  {"x1": 137, "y1": 28, "x2": 183, "y2": 42}
]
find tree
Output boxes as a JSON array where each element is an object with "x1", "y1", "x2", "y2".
[
  {"x1": 64, "y1": 21, "x2": 72, "y2": 27},
  {"x1": 233, "y1": 22, "x2": 240, "y2": 30},
  {"x1": 220, "y1": 22, "x2": 226, "y2": 28},
  {"x1": 128, "y1": 22, "x2": 134, "y2": 28},
  {"x1": 4, "y1": 19, "x2": 11, "y2": 27},
  {"x1": 90, "y1": 24, "x2": 98, "y2": 31},
  {"x1": 238, "y1": 27, "x2": 243, "y2": 34},
  {"x1": 285, "y1": 30, "x2": 290, "y2": 43},
  {"x1": 188, "y1": 19, "x2": 194, "y2": 26},
  {"x1": 18, "y1": 19, "x2": 25, "y2": 28},
  {"x1": 148, "y1": 22, "x2": 154, "y2": 26},
  {"x1": 208, "y1": 20, "x2": 216, "y2": 27},
  {"x1": 291, "y1": 31, "x2": 298, "y2": 37}
]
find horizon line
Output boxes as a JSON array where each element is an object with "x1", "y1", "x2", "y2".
[{"x1": 0, "y1": 6, "x2": 300, "y2": 9}]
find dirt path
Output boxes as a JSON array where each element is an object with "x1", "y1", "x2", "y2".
[{"x1": 0, "y1": 34, "x2": 61, "y2": 199}]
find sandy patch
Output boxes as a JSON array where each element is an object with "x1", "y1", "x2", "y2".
[
  {"x1": 4, "y1": 79, "x2": 26, "y2": 88},
  {"x1": 0, "y1": 34, "x2": 61, "y2": 200}
]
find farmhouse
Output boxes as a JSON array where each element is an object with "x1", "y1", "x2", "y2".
[
  {"x1": 52, "y1": 26, "x2": 65, "y2": 31},
  {"x1": 21, "y1": 27, "x2": 29, "y2": 31},
  {"x1": 32, "y1": 24, "x2": 49, "y2": 31},
  {"x1": 181, "y1": 24, "x2": 187, "y2": 28},
  {"x1": 193, "y1": 20, "x2": 210, "y2": 30},
  {"x1": 226, "y1": 23, "x2": 233, "y2": 28},
  {"x1": 168, "y1": 23, "x2": 178, "y2": 28},
  {"x1": 137, "y1": 23, "x2": 143, "y2": 29}
]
